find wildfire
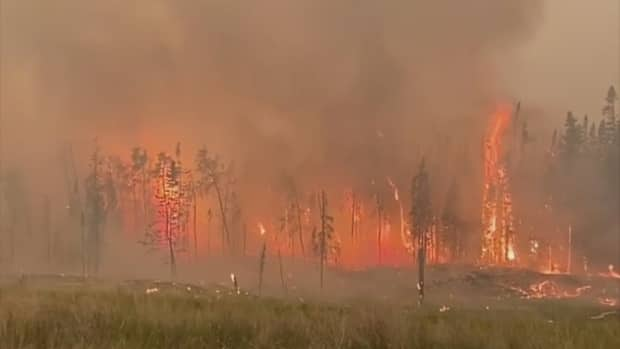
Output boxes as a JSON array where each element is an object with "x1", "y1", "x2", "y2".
[
  {"x1": 507, "y1": 245, "x2": 516, "y2": 261},
  {"x1": 258, "y1": 222, "x2": 266, "y2": 236},
  {"x1": 511, "y1": 280, "x2": 592, "y2": 300},
  {"x1": 599, "y1": 264, "x2": 620, "y2": 279},
  {"x1": 481, "y1": 104, "x2": 518, "y2": 265},
  {"x1": 598, "y1": 298, "x2": 618, "y2": 307}
]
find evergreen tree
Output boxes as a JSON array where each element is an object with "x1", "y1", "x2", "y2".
[
  {"x1": 603, "y1": 86, "x2": 617, "y2": 145},
  {"x1": 314, "y1": 190, "x2": 336, "y2": 289},
  {"x1": 559, "y1": 112, "x2": 582, "y2": 167},
  {"x1": 411, "y1": 159, "x2": 432, "y2": 304},
  {"x1": 601, "y1": 86, "x2": 619, "y2": 196},
  {"x1": 581, "y1": 115, "x2": 589, "y2": 150}
]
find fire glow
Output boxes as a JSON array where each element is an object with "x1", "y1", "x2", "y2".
[
  {"x1": 481, "y1": 104, "x2": 518, "y2": 265},
  {"x1": 81, "y1": 102, "x2": 608, "y2": 276}
]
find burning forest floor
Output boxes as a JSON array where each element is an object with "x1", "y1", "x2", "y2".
[{"x1": 0, "y1": 264, "x2": 618, "y2": 348}]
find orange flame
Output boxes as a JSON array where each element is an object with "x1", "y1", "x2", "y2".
[
  {"x1": 481, "y1": 103, "x2": 517, "y2": 265},
  {"x1": 258, "y1": 222, "x2": 266, "y2": 236}
]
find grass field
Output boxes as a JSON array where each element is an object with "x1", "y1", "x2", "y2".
[{"x1": 0, "y1": 278, "x2": 618, "y2": 349}]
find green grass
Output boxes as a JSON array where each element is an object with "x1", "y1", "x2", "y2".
[{"x1": 0, "y1": 283, "x2": 618, "y2": 349}]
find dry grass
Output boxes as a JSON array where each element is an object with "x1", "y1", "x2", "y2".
[{"x1": 0, "y1": 279, "x2": 618, "y2": 349}]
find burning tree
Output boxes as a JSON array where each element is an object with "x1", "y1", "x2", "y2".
[
  {"x1": 280, "y1": 176, "x2": 306, "y2": 257},
  {"x1": 481, "y1": 105, "x2": 517, "y2": 265},
  {"x1": 257, "y1": 223, "x2": 267, "y2": 296},
  {"x1": 375, "y1": 193, "x2": 385, "y2": 265},
  {"x1": 347, "y1": 190, "x2": 361, "y2": 242},
  {"x1": 411, "y1": 159, "x2": 432, "y2": 304},
  {"x1": 313, "y1": 190, "x2": 337, "y2": 289},
  {"x1": 142, "y1": 150, "x2": 192, "y2": 279}
]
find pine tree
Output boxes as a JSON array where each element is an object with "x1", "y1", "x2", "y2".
[
  {"x1": 281, "y1": 176, "x2": 306, "y2": 257},
  {"x1": 581, "y1": 115, "x2": 589, "y2": 151},
  {"x1": 603, "y1": 86, "x2": 617, "y2": 145},
  {"x1": 411, "y1": 159, "x2": 432, "y2": 304},
  {"x1": 559, "y1": 112, "x2": 582, "y2": 167},
  {"x1": 601, "y1": 86, "x2": 619, "y2": 200},
  {"x1": 314, "y1": 190, "x2": 335, "y2": 289}
]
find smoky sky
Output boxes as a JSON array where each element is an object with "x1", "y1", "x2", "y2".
[{"x1": 2, "y1": 0, "x2": 544, "y2": 191}]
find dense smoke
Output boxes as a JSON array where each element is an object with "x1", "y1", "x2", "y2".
[{"x1": 3, "y1": 1, "x2": 543, "y2": 187}]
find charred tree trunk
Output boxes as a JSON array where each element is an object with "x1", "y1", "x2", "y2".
[
  {"x1": 350, "y1": 192, "x2": 357, "y2": 241},
  {"x1": 319, "y1": 191, "x2": 327, "y2": 289},
  {"x1": 242, "y1": 223, "x2": 247, "y2": 257},
  {"x1": 206, "y1": 209, "x2": 212, "y2": 256},
  {"x1": 43, "y1": 196, "x2": 52, "y2": 265},
  {"x1": 213, "y1": 184, "x2": 230, "y2": 255},
  {"x1": 163, "y1": 179, "x2": 176, "y2": 279},
  {"x1": 80, "y1": 211, "x2": 86, "y2": 278},
  {"x1": 157, "y1": 170, "x2": 176, "y2": 279},
  {"x1": 278, "y1": 248, "x2": 287, "y2": 295},
  {"x1": 141, "y1": 168, "x2": 148, "y2": 225},
  {"x1": 417, "y1": 231, "x2": 426, "y2": 305},
  {"x1": 132, "y1": 185, "x2": 138, "y2": 234},
  {"x1": 376, "y1": 196, "x2": 383, "y2": 266},
  {"x1": 193, "y1": 190, "x2": 198, "y2": 260},
  {"x1": 294, "y1": 193, "x2": 305, "y2": 257},
  {"x1": 8, "y1": 211, "x2": 16, "y2": 270},
  {"x1": 258, "y1": 240, "x2": 267, "y2": 296}
]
